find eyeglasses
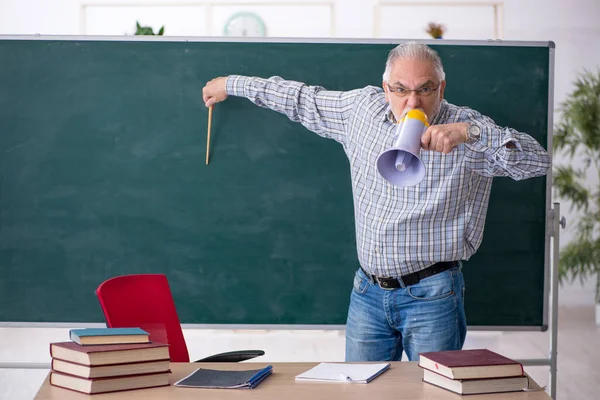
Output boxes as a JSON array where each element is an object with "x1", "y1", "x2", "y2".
[{"x1": 386, "y1": 83, "x2": 441, "y2": 98}]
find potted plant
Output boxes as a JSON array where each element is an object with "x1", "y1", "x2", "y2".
[
  {"x1": 135, "y1": 21, "x2": 165, "y2": 36},
  {"x1": 425, "y1": 22, "x2": 445, "y2": 39},
  {"x1": 553, "y1": 69, "x2": 600, "y2": 325}
]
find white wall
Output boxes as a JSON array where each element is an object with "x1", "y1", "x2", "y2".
[{"x1": 1, "y1": 1, "x2": 599, "y2": 398}]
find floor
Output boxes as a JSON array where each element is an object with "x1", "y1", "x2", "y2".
[{"x1": 0, "y1": 305, "x2": 598, "y2": 399}]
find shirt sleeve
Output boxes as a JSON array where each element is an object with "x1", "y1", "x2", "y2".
[
  {"x1": 226, "y1": 75, "x2": 361, "y2": 146},
  {"x1": 459, "y1": 108, "x2": 551, "y2": 181}
]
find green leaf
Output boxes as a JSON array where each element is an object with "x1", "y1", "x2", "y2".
[
  {"x1": 553, "y1": 120, "x2": 580, "y2": 157},
  {"x1": 553, "y1": 165, "x2": 590, "y2": 211},
  {"x1": 596, "y1": 273, "x2": 600, "y2": 303},
  {"x1": 134, "y1": 22, "x2": 164, "y2": 35},
  {"x1": 558, "y1": 239, "x2": 600, "y2": 285},
  {"x1": 574, "y1": 212, "x2": 596, "y2": 241}
]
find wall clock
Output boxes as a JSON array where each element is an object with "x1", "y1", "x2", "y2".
[{"x1": 223, "y1": 11, "x2": 267, "y2": 37}]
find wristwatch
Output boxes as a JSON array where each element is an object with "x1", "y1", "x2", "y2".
[{"x1": 466, "y1": 124, "x2": 481, "y2": 144}]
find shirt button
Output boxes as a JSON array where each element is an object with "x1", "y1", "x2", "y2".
[
  {"x1": 379, "y1": 218, "x2": 383, "y2": 222},
  {"x1": 374, "y1": 247, "x2": 379, "y2": 254}
]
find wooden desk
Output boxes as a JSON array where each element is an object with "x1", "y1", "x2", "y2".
[{"x1": 35, "y1": 362, "x2": 551, "y2": 399}]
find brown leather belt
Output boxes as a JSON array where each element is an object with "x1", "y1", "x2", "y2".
[{"x1": 360, "y1": 261, "x2": 458, "y2": 289}]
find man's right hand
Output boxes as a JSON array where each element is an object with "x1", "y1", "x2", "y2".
[{"x1": 202, "y1": 76, "x2": 228, "y2": 108}]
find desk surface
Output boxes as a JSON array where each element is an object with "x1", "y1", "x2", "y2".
[{"x1": 35, "y1": 362, "x2": 550, "y2": 399}]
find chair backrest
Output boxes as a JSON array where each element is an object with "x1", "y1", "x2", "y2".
[{"x1": 95, "y1": 274, "x2": 190, "y2": 362}]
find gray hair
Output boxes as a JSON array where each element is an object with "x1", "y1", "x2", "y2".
[{"x1": 382, "y1": 42, "x2": 446, "y2": 83}]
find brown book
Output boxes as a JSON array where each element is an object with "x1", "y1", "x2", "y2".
[
  {"x1": 50, "y1": 370, "x2": 170, "y2": 395},
  {"x1": 423, "y1": 369, "x2": 529, "y2": 395},
  {"x1": 50, "y1": 341, "x2": 170, "y2": 366},
  {"x1": 51, "y1": 358, "x2": 171, "y2": 379},
  {"x1": 419, "y1": 349, "x2": 524, "y2": 380}
]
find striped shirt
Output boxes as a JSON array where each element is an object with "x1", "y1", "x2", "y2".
[{"x1": 226, "y1": 75, "x2": 550, "y2": 278}]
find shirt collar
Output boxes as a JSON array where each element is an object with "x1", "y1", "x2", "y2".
[{"x1": 384, "y1": 106, "x2": 397, "y2": 123}]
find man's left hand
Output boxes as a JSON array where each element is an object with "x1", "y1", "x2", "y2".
[{"x1": 421, "y1": 122, "x2": 469, "y2": 154}]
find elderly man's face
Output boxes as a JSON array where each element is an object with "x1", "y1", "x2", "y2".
[{"x1": 382, "y1": 58, "x2": 446, "y2": 123}]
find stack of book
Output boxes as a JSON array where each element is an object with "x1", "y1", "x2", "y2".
[
  {"x1": 49, "y1": 328, "x2": 171, "y2": 395},
  {"x1": 419, "y1": 349, "x2": 530, "y2": 395}
]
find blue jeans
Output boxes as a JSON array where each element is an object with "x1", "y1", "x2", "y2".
[{"x1": 345, "y1": 265, "x2": 467, "y2": 361}]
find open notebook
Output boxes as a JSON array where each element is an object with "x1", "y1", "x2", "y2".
[{"x1": 295, "y1": 363, "x2": 390, "y2": 384}]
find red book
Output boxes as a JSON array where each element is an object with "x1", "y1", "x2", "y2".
[
  {"x1": 419, "y1": 349, "x2": 524, "y2": 380},
  {"x1": 50, "y1": 341, "x2": 170, "y2": 366},
  {"x1": 49, "y1": 370, "x2": 170, "y2": 395},
  {"x1": 51, "y1": 358, "x2": 171, "y2": 379},
  {"x1": 422, "y1": 369, "x2": 529, "y2": 395}
]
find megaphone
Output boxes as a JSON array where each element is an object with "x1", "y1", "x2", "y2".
[{"x1": 377, "y1": 109, "x2": 429, "y2": 186}]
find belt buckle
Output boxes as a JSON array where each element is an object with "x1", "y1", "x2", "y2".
[
  {"x1": 374, "y1": 276, "x2": 387, "y2": 288},
  {"x1": 375, "y1": 276, "x2": 401, "y2": 290}
]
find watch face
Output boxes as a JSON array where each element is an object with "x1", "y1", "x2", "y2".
[
  {"x1": 469, "y1": 124, "x2": 481, "y2": 137},
  {"x1": 223, "y1": 12, "x2": 266, "y2": 37},
  {"x1": 467, "y1": 124, "x2": 481, "y2": 143}
]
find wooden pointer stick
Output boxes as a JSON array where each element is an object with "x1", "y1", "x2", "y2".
[{"x1": 206, "y1": 105, "x2": 213, "y2": 165}]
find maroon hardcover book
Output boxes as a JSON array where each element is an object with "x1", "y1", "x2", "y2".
[
  {"x1": 51, "y1": 357, "x2": 171, "y2": 379},
  {"x1": 419, "y1": 349, "x2": 524, "y2": 380},
  {"x1": 50, "y1": 341, "x2": 170, "y2": 366},
  {"x1": 49, "y1": 370, "x2": 171, "y2": 395},
  {"x1": 422, "y1": 368, "x2": 529, "y2": 395}
]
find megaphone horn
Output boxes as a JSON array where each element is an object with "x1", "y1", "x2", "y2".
[{"x1": 376, "y1": 109, "x2": 429, "y2": 187}]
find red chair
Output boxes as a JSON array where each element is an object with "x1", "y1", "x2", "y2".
[{"x1": 95, "y1": 274, "x2": 264, "y2": 363}]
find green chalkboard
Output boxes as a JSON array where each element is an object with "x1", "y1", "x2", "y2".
[{"x1": 0, "y1": 38, "x2": 551, "y2": 328}]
